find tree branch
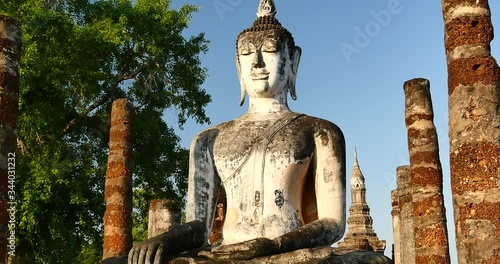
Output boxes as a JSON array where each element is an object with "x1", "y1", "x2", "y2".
[
  {"x1": 122, "y1": 64, "x2": 149, "y2": 81},
  {"x1": 61, "y1": 64, "x2": 149, "y2": 135},
  {"x1": 17, "y1": 138, "x2": 32, "y2": 157},
  {"x1": 62, "y1": 92, "x2": 112, "y2": 135}
]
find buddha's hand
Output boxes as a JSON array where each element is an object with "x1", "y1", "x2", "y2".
[
  {"x1": 199, "y1": 237, "x2": 279, "y2": 261},
  {"x1": 128, "y1": 220, "x2": 206, "y2": 264},
  {"x1": 128, "y1": 235, "x2": 167, "y2": 264}
]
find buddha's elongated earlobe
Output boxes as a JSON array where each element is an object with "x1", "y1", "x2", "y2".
[
  {"x1": 236, "y1": 55, "x2": 246, "y2": 106},
  {"x1": 289, "y1": 46, "x2": 301, "y2": 100}
]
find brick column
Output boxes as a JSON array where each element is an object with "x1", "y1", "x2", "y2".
[
  {"x1": 442, "y1": 1, "x2": 500, "y2": 263},
  {"x1": 0, "y1": 16, "x2": 21, "y2": 263},
  {"x1": 404, "y1": 78, "x2": 450, "y2": 263},
  {"x1": 102, "y1": 99, "x2": 134, "y2": 260},
  {"x1": 391, "y1": 190, "x2": 400, "y2": 264},
  {"x1": 147, "y1": 199, "x2": 181, "y2": 238},
  {"x1": 395, "y1": 165, "x2": 415, "y2": 264}
]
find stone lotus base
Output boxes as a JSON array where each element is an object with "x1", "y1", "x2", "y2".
[
  {"x1": 102, "y1": 247, "x2": 392, "y2": 264},
  {"x1": 101, "y1": 256, "x2": 128, "y2": 264},
  {"x1": 170, "y1": 247, "x2": 392, "y2": 264}
]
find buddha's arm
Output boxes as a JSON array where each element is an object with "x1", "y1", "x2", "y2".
[
  {"x1": 311, "y1": 123, "x2": 346, "y2": 243},
  {"x1": 203, "y1": 218, "x2": 342, "y2": 261},
  {"x1": 271, "y1": 124, "x2": 346, "y2": 251},
  {"x1": 186, "y1": 129, "x2": 221, "y2": 239},
  {"x1": 128, "y1": 130, "x2": 220, "y2": 264}
]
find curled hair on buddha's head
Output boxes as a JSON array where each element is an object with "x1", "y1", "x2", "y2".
[
  {"x1": 236, "y1": 15, "x2": 296, "y2": 60},
  {"x1": 236, "y1": 0, "x2": 301, "y2": 106}
]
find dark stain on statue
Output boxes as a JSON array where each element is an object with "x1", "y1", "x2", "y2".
[
  {"x1": 254, "y1": 191, "x2": 261, "y2": 206},
  {"x1": 323, "y1": 167, "x2": 334, "y2": 183},
  {"x1": 274, "y1": 190, "x2": 284, "y2": 208},
  {"x1": 196, "y1": 180, "x2": 210, "y2": 203},
  {"x1": 277, "y1": 49, "x2": 287, "y2": 81}
]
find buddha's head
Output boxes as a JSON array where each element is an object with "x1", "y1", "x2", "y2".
[{"x1": 236, "y1": 0, "x2": 301, "y2": 106}]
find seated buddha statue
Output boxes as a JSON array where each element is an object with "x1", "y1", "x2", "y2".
[{"x1": 128, "y1": 1, "x2": 346, "y2": 262}]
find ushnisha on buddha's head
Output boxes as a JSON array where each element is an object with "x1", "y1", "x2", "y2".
[{"x1": 236, "y1": 0, "x2": 301, "y2": 106}]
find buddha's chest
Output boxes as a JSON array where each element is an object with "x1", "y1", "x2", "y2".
[{"x1": 212, "y1": 120, "x2": 315, "y2": 183}]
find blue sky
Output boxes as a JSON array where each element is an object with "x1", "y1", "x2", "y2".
[{"x1": 167, "y1": 1, "x2": 500, "y2": 261}]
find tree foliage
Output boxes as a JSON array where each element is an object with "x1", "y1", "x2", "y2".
[{"x1": 1, "y1": 0, "x2": 210, "y2": 262}]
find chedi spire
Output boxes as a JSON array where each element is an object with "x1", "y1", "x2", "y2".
[
  {"x1": 351, "y1": 147, "x2": 365, "y2": 189},
  {"x1": 338, "y1": 149, "x2": 386, "y2": 253}
]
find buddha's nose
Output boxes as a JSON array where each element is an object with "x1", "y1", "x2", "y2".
[{"x1": 252, "y1": 49, "x2": 265, "y2": 68}]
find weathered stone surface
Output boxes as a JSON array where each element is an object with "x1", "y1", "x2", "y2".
[
  {"x1": 128, "y1": 1, "x2": 347, "y2": 263},
  {"x1": 390, "y1": 190, "x2": 400, "y2": 264},
  {"x1": 103, "y1": 99, "x2": 134, "y2": 261},
  {"x1": 338, "y1": 150, "x2": 386, "y2": 253},
  {"x1": 447, "y1": 58, "x2": 499, "y2": 95},
  {"x1": 148, "y1": 199, "x2": 181, "y2": 239},
  {"x1": 442, "y1": 1, "x2": 500, "y2": 263},
  {"x1": 443, "y1": 0, "x2": 500, "y2": 264},
  {"x1": 444, "y1": 15, "x2": 493, "y2": 52},
  {"x1": 101, "y1": 256, "x2": 128, "y2": 264},
  {"x1": 442, "y1": 0, "x2": 490, "y2": 20},
  {"x1": 221, "y1": 0, "x2": 347, "y2": 241},
  {"x1": 129, "y1": 221, "x2": 207, "y2": 263},
  {"x1": 393, "y1": 165, "x2": 415, "y2": 264},
  {"x1": 0, "y1": 15, "x2": 21, "y2": 262},
  {"x1": 170, "y1": 247, "x2": 392, "y2": 264},
  {"x1": 403, "y1": 78, "x2": 450, "y2": 263}
]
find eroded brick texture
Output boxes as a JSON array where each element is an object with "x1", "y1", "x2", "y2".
[
  {"x1": 442, "y1": 1, "x2": 500, "y2": 263},
  {"x1": 394, "y1": 165, "x2": 415, "y2": 264},
  {"x1": 148, "y1": 199, "x2": 181, "y2": 239},
  {"x1": 102, "y1": 99, "x2": 134, "y2": 260},
  {"x1": 0, "y1": 15, "x2": 21, "y2": 263},
  {"x1": 403, "y1": 78, "x2": 450, "y2": 263},
  {"x1": 391, "y1": 190, "x2": 401, "y2": 264}
]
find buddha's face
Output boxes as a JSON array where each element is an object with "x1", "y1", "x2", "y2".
[{"x1": 237, "y1": 30, "x2": 292, "y2": 99}]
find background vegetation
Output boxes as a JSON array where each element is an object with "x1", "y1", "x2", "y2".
[{"x1": 0, "y1": 0, "x2": 210, "y2": 262}]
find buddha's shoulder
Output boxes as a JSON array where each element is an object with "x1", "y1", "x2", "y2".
[
  {"x1": 190, "y1": 120, "x2": 238, "y2": 143},
  {"x1": 297, "y1": 115, "x2": 344, "y2": 136},
  {"x1": 191, "y1": 114, "x2": 344, "y2": 143}
]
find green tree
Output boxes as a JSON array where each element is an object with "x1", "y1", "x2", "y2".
[{"x1": 1, "y1": 0, "x2": 210, "y2": 262}]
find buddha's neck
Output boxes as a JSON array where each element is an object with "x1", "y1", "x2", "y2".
[{"x1": 246, "y1": 96, "x2": 291, "y2": 115}]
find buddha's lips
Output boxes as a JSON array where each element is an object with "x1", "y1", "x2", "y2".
[{"x1": 251, "y1": 72, "x2": 269, "y2": 80}]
